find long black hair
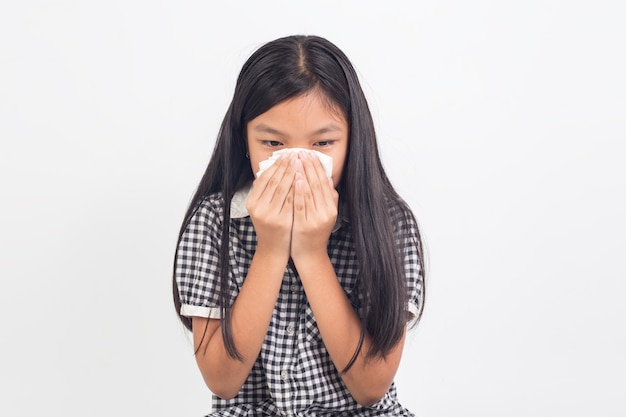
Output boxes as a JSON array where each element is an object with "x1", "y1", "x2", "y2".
[{"x1": 173, "y1": 35, "x2": 425, "y2": 371}]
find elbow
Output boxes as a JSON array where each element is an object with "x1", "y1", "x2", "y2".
[
  {"x1": 196, "y1": 357, "x2": 245, "y2": 400},
  {"x1": 199, "y1": 368, "x2": 243, "y2": 400},
  {"x1": 351, "y1": 385, "x2": 389, "y2": 407},
  {"x1": 343, "y1": 366, "x2": 396, "y2": 407},
  {"x1": 203, "y1": 375, "x2": 242, "y2": 400},
  {"x1": 354, "y1": 394, "x2": 384, "y2": 408},
  {"x1": 209, "y1": 386, "x2": 240, "y2": 401}
]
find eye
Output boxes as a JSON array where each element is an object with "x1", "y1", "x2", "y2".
[
  {"x1": 314, "y1": 140, "x2": 335, "y2": 148},
  {"x1": 261, "y1": 140, "x2": 283, "y2": 148}
]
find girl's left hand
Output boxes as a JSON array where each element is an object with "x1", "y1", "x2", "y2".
[{"x1": 290, "y1": 152, "x2": 339, "y2": 262}]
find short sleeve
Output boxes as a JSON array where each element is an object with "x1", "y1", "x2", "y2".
[
  {"x1": 175, "y1": 197, "x2": 234, "y2": 319},
  {"x1": 393, "y1": 204, "x2": 425, "y2": 325}
]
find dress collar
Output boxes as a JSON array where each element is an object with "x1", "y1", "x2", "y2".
[{"x1": 229, "y1": 183, "x2": 252, "y2": 219}]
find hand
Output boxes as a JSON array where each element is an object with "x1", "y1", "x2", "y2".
[
  {"x1": 246, "y1": 153, "x2": 298, "y2": 261},
  {"x1": 291, "y1": 152, "x2": 339, "y2": 263}
]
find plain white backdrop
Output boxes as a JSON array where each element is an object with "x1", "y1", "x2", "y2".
[{"x1": 1, "y1": 1, "x2": 624, "y2": 416}]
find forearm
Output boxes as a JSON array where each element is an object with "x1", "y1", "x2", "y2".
[
  {"x1": 293, "y1": 253, "x2": 405, "y2": 406},
  {"x1": 195, "y1": 249, "x2": 287, "y2": 399}
]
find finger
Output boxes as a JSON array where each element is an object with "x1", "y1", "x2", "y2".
[
  {"x1": 257, "y1": 155, "x2": 296, "y2": 207},
  {"x1": 317, "y1": 161, "x2": 336, "y2": 205},
  {"x1": 312, "y1": 154, "x2": 336, "y2": 206},
  {"x1": 281, "y1": 183, "x2": 295, "y2": 216},
  {"x1": 270, "y1": 155, "x2": 300, "y2": 208},
  {"x1": 293, "y1": 172, "x2": 306, "y2": 222},
  {"x1": 249, "y1": 154, "x2": 289, "y2": 202},
  {"x1": 300, "y1": 152, "x2": 328, "y2": 209}
]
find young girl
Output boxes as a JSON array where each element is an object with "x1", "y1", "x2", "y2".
[{"x1": 173, "y1": 35, "x2": 425, "y2": 417}]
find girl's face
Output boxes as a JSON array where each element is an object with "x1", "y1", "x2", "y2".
[{"x1": 246, "y1": 92, "x2": 349, "y2": 187}]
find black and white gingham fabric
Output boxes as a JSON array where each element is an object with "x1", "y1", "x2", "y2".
[{"x1": 176, "y1": 184, "x2": 423, "y2": 417}]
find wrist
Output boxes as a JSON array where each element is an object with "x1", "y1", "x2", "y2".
[
  {"x1": 291, "y1": 249, "x2": 331, "y2": 270},
  {"x1": 254, "y1": 243, "x2": 290, "y2": 266}
]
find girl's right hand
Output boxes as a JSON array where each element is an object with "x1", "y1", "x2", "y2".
[{"x1": 246, "y1": 153, "x2": 299, "y2": 261}]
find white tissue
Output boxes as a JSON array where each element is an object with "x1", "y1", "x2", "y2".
[{"x1": 256, "y1": 148, "x2": 333, "y2": 178}]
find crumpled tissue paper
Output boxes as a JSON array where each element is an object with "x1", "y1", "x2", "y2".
[{"x1": 256, "y1": 148, "x2": 333, "y2": 179}]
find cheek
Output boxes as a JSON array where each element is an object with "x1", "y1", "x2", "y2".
[
  {"x1": 249, "y1": 155, "x2": 262, "y2": 177},
  {"x1": 331, "y1": 156, "x2": 346, "y2": 186}
]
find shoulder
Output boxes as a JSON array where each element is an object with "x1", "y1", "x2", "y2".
[
  {"x1": 194, "y1": 183, "x2": 252, "y2": 219},
  {"x1": 382, "y1": 193, "x2": 423, "y2": 259},
  {"x1": 200, "y1": 192, "x2": 226, "y2": 214},
  {"x1": 186, "y1": 192, "x2": 226, "y2": 234},
  {"x1": 385, "y1": 193, "x2": 418, "y2": 233},
  {"x1": 187, "y1": 183, "x2": 252, "y2": 229}
]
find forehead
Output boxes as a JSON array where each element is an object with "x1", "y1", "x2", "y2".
[{"x1": 251, "y1": 92, "x2": 347, "y2": 127}]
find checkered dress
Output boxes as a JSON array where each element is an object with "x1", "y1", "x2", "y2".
[{"x1": 175, "y1": 184, "x2": 423, "y2": 417}]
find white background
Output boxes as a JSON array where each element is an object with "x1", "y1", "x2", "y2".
[{"x1": 1, "y1": 1, "x2": 624, "y2": 416}]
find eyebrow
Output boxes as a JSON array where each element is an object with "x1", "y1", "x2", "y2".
[
  {"x1": 252, "y1": 123, "x2": 343, "y2": 137},
  {"x1": 310, "y1": 124, "x2": 342, "y2": 136},
  {"x1": 252, "y1": 124, "x2": 286, "y2": 136}
]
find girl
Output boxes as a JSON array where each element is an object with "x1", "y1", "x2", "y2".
[{"x1": 173, "y1": 35, "x2": 425, "y2": 417}]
